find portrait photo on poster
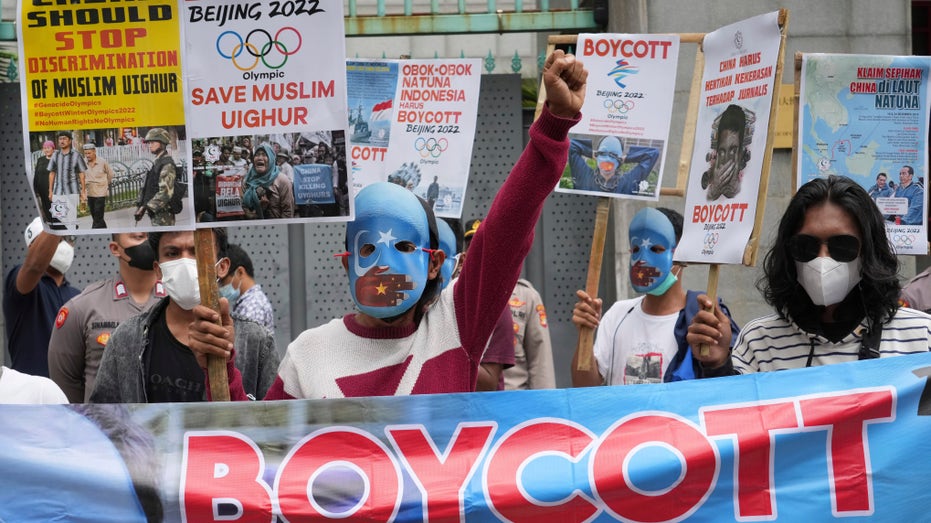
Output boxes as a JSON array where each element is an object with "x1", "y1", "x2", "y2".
[
  {"x1": 701, "y1": 104, "x2": 755, "y2": 201},
  {"x1": 561, "y1": 132, "x2": 664, "y2": 199}
]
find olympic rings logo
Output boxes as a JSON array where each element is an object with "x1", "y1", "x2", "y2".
[
  {"x1": 703, "y1": 232, "x2": 719, "y2": 249},
  {"x1": 893, "y1": 234, "x2": 915, "y2": 246},
  {"x1": 414, "y1": 137, "x2": 449, "y2": 158},
  {"x1": 215, "y1": 27, "x2": 302, "y2": 71},
  {"x1": 603, "y1": 99, "x2": 635, "y2": 114}
]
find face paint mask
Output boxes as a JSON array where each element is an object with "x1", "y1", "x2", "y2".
[
  {"x1": 159, "y1": 258, "x2": 200, "y2": 310},
  {"x1": 436, "y1": 218, "x2": 458, "y2": 290},
  {"x1": 346, "y1": 182, "x2": 434, "y2": 318},
  {"x1": 628, "y1": 208, "x2": 677, "y2": 295},
  {"x1": 796, "y1": 256, "x2": 861, "y2": 306},
  {"x1": 49, "y1": 241, "x2": 74, "y2": 274},
  {"x1": 123, "y1": 242, "x2": 156, "y2": 271}
]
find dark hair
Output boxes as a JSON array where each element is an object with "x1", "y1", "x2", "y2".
[
  {"x1": 70, "y1": 405, "x2": 163, "y2": 523},
  {"x1": 149, "y1": 228, "x2": 228, "y2": 261},
  {"x1": 225, "y1": 243, "x2": 254, "y2": 278},
  {"x1": 655, "y1": 207, "x2": 683, "y2": 243},
  {"x1": 718, "y1": 104, "x2": 746, "y2": 148},
  {"x1": 441, "y1": 217, "x2": 463, "y2": 254},
  {"x1": 758, "y1": 175, "x2": 900, "y2": 324},
  {"x1": 902, "y1": 165, "x2": 914, "y2": 176}
]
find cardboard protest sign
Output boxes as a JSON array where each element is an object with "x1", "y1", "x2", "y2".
[
  {"x1": 675, "y1": 11, "x2": 783, "y2": 265},
  {"x1": 18, "y1": 0, "x2": 194, "y2": 233},
  {"x1": 346, "y1": 60, "x2": 397, "y2": 190},
  {"x1": 557, "y1": 33, "x2": 679, "y2": 200},
  {"x1": 798, "y1": 54, "x2": 931, "y2": 255},
  {"x1": 184, "y1": 0, "x2": 350, "y2": 225}
]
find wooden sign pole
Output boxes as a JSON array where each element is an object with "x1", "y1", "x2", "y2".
[
  {"x1": 575, "y1": 197, "x2": 611, "y2": 371},
  {"x1": 194, "y1": 228, "x2": 230, "y2": 401}
]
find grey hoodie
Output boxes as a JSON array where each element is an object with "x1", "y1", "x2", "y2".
[{"x1": 90, "y1": 298, "x2": 279, "y2": 403}]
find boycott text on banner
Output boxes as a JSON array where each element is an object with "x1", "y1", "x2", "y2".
[
  {"x1": 2, "y1": 353, "x2": 931, "y2": 521},
  {"x1": 185, "y1": 0, "x2": 351, "y2": 227},
  {"x1": 18, "y1": 0, "x2": 194, "y2": 234},
  {"x1": 675, "y1": 11, "x2": 783, "y2": 265},
  {"x1": 798, "y1": 53, "x2": 931, "y2": 255},
  {"x1": 558, "y1": 33, "x2": 679, "y2": 201}
]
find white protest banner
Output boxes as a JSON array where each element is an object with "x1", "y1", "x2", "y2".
[
  {"x1": 798, "y1": 54, "x2": 931, "y2": 255},
  {"x1": 184, "y1": 0, "x2": 350, "y2": 224},
  {"x1": 382, "y1": 59, "x2": 481, "y2": 219},
  {"x1": 558, "y1": 33, "x2": 679, "y2": 200},
  {"x1": 346, "y1": 60, "x2": 398, "y2": 192},
  {"x1": 676, "y1": 11, "x2": 782, "y2": 264}
]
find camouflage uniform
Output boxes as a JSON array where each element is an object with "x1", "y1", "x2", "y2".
[{"x1": 137, "y1": 128, "x2": 176, "y2": 226}]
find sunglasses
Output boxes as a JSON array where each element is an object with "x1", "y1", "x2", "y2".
[{"x1": 787, "y1": 234, "x2": 860, "y2": 263}]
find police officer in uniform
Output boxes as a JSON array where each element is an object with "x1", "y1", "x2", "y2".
[
  {"x1": 135, "y1": 127, "x2": 177, "y2": 226},
  {"x1": 48, "y1": 232, "x2": 163, "y2": 402}
]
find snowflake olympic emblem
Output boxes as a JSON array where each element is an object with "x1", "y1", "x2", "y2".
[{"x1": 733, "y1": 30, "x2": 744, "y2": 50}]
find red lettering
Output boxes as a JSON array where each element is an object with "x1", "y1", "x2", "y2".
[
  {"x1": 182, "y1": 433, "x2": 274, "y2": 522},
  {"x1": 703, "y1": 401, "x2": 799, "y2": 518},
  {"x1": 277, "y1": 428, "x2": 400, "y2": 521},
  {"x1": 351, "y1": 145, "x2": 387, "y2": 162},
  {"x1": 387, "y1": 423, "x2": 495, "y2": 522},
  {"x1": 486, "y1": 421, "x2": 597, "y2": 522},
  {"x1": 798, "y1": 389, "x2": 895, "y2": 514},
  {"x1": 593, "y1": 414, "x2": 716, "y2": 521}
]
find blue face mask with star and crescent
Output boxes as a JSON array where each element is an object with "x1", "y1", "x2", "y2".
[
  {"x1": 628, "y1": 207, "x2": 678, "y2": 295},
  {"x1": 346, "y1": 182, "x2": 433, "y2": 318},
  {"x1": 436, "y1": 218, "x2": 458, "y2": 289}
]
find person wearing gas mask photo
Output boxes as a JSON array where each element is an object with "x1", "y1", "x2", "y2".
[
  {"x1": 567, "y1": 134, "x2": 660, "y2": 196},
  {"x1": 3, "y1": 217, "x2": 80, "y2": 377},
  {"x1": 571, "y1": 207, "x2": 740, "y2": 386},
  {"x1": 187, "y1": 49, "x2": 588, "y2": 400},
  {"x1": 688, "y1": 175, "x2": 931, "y2": 375},
  {"x1": 48, "y1": 233, "x2": 165, "y2": 403},
  {"x1": 90, "y1": 228, "x2": 279, "y2": 402}
]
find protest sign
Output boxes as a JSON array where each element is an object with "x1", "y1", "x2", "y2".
[
  {"x1": 558, "y1": 33, "x2": 679, "y2": 200},
  {"x1": 3, "y1": 353, "x2": 931, "y2": 521},
  {"x1": 675, "y1": 11, "x2": 784, "y2": 265},
  {"x1": 18, "y1": 0, "x2": 193, "y2": 233},
  {"x1": 798, "y1": 53, "x2": 931, "y2": 255},
  {"x1": 346, "y1": 60, "x2": 397, "y2": 189},
  {"x1": 184, "y1": 0, "x2": 350, "y2": 225}
]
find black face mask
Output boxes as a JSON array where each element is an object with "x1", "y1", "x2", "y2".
[{"x1": 124, "y1": 243, "x2": 156, "y2": 271}]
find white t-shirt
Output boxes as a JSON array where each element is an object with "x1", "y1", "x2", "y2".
[
  {"x1": 0, "y1": 366, "x2": 68, "y2": 404},
  {"x1": 593, "y1": 296, "x2": 680, "y2": 385}
]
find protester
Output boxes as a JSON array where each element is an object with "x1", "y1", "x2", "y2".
[
  {"x1": 242, "y1": 143, "x2": 294, "y2": 219},
  {"x1": 189, "y1": 49, "x2": 587, "y2": 400},
  {"x1": 572, "y1": 207, "x2": 740, "y2": 385},
  {"x1": 0, "y1": 365, "x2": 68, "y2": 403},
  {"x1": 688, "y1": 175, "x2": 931, "y2": 374},
  {"x1": 2, "y1": 217, "x2": 80, "y2": 377},
  {"x1": 82, "y1": 143, "x2": 115, "y2": 228},
  {"x1": 134, "y1": 128, "x2": 177, "y2": 226},
  {"x1": 48, "y1": 233, "x2": 163, "y2": 403},
  {"x1": 218, "y1": 243, "x2": 275, "y2": 332},
  {"x1": 276, "y1": 152, "x2": 294, "y2": 183},
  {"x1": 90, "y1": 228, "x2": 280, "y2": 402}
]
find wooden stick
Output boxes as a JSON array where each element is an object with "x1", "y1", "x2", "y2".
[
  {"x1": 194, "y1": 228, "x2": 230, "y2": 401},
  {"x1": 576, "y1": 197, "x2": 611, "y2": 371},
  {"x1": 699, "y1": 264, "x2": 720, "y2": 357}
]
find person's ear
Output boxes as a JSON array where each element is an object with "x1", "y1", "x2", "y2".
[
  {"x1": 215, "y1": 257, "x2": 230, "y2": 279},
  {"x1": 108, "y1": 241, "x2": 121, "y2": 258},
  {"x1": 428, "y1": 250, "x2": 445, "y2": 279},
  {"x1": 153, "y1": 261, "x2": 162, "y2": 281}
]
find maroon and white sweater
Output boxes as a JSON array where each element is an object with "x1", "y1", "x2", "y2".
[{"x1": 225, "y1": 105, "x2": 579, "y2": 400}]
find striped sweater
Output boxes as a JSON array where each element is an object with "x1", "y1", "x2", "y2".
[{"x1": 731, "y1": 307, "x2": 931, "y2": 373}]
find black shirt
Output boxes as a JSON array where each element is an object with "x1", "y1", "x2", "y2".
[{"x1": 144, "y1": 311, "x2": 206, "y2": 402}]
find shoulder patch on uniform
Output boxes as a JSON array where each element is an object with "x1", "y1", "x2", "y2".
[
  {"x1": 155, "y1": 282, "x2": 167, "y2": 297},
  {"x1": 509, "y1": 297, "x2": 525, "y2": 308},
  {"x1": 96, "y1": 332, "x2": 111, "y2": 346},
  {"x1": 535, "y1": 304, "x2": 548, "y2": 327},
  {"x1": 55, "y1": 307, "x2": 69, "y2": 329},
  {"x1": 114, "y1": 281, "x2": 128, "y2": 299}
]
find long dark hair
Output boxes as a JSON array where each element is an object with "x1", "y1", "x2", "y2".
[{"x1": 758, "y1": 175, "x2": 900, "y2": 324}]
